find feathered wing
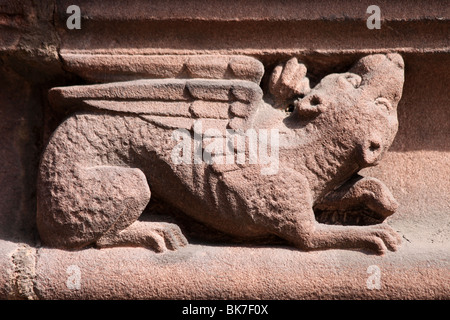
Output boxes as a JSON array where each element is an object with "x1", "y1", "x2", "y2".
[
  {"x1": 48, "y1": 55, "x2": 265, "y2": 167},
  {"x1": 48, "y1": 78, "x2": 264, "y2": 133}
]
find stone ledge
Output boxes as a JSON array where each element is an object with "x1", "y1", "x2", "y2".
[
  {"x1": 2, "y1": 240, "x2": 448, "y2": 299},
  {"x1": 55, "y1": 0, "x2": 449, "y2": 22}
]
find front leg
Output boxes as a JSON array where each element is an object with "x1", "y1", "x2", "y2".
[
  {"x1": 280, "y1": 199, "x2": 401, "y2": 255},
  {"x1": 248, "y1": 170, "x2": 401, "y2": 254},
  {"x1": 286, "y1": 203, "x2": 402, "y2": 255},
  {"x1": 304, "y1": 223, "x2": 402, "y2": 254}
]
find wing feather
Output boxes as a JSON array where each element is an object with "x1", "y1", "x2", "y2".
[
  {"x1": 49, "y1": 79, "x2": 263, "y2": 132},
  {"x1": 61, "y1": 53, "x2": 265, "y2": 84}
]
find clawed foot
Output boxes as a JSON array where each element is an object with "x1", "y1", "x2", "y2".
[
  {"x1": 357, "y1": 223, "x2": 402, "y2": 254},
  {"x1": 303, "y1": 222, "x2": 402, "y2": 255},
  {"x1": 269, "y1": 57, "x2": 310, "y2": 107},
  {"x1": 144, "y1": 222, "x2": 189, "y2": 252},
  {"x1": 96, "y1": 221, "x2": 188, "y2": 253}
]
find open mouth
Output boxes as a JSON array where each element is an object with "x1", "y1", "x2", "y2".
[{"x1": 314, "y1": 206, "x2": 385, "y2": 226}]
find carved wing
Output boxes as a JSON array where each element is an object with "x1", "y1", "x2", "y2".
[
  {"x1": 49, "y1": 55, "x2": 265, "y2": 133},
  {"x1": 60, "y1": 53, "x2": 265, "y2": 84},
  {"x1": 49, "y1": 79, "x2": 263, "y2": 132}
]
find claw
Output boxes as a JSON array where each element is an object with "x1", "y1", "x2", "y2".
[
  {"x1": 367, "y1": 224, "x2": 402, "y2": 254},
  {"x1": 269, "y1": 57, "x2": 310, "y2": 105},
  {"x1": 96, "y1": 221, "x2": 188, "y2": 252}
]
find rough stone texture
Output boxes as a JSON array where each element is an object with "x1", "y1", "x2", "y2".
[
  {"x1": 0, "y1": 240, "x2": 17, "y2": 299},
  {"x1": 61, "y1": 54, "x2": 265, "y2": 84},
  {"x1": 54, "y1": 0, "x2": 449, "y2": 54},
  {"x1": 34, "y1": 244, "x2": 448, "y2": 299},
  {"x1": 0, "y1": 56, "x2": 43, "y2": 245},
  {"x1": 37, "y1": 53, "x2": 404, "y2": 255},
  {"x1": 0, "y1": 0, "x2": 448, "y2": 299}
]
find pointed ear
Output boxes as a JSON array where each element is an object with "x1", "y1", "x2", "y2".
[{"x1": 294, "y1": 94, "x2": 326, "y2": 118}]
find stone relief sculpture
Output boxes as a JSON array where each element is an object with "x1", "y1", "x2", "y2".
[{"x1": 36, "y1": 53, "x2": 405, "y2": 255}]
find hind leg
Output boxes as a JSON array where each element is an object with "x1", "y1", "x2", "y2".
[
  {"x1": 95, "y1": 197, "x2": 188, "y2": 252},
  {"x1": 90, "y1": 166, "x2": 188, "y2": 252},
  {"x1": 42, "y1": 165, "x2": 188, "y2": 251}
]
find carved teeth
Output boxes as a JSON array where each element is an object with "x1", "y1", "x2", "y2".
[{"x1": 314, "y1": 208, "x2": 385, "y2": 226}]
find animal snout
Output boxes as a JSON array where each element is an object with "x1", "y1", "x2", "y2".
[
  {"x1": 294, "y1": 94, "x2": 326, "y2": 117},
  {"x1": 309, "y1": 95, "x2": 322, "y2": 106},
  {"x1": 297, "y1": 94, "x2": 323, "y2": 108}
]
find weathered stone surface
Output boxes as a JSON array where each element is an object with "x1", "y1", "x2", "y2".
[
  {"x1": 32, "y1": 244, "x2": 450, "y2": 299},
  {"x1": 0, "y1": 0, "x2": 448, "y2": 300},
  {"x1": 0, "y1": 240, "x2": 37, "y2": 300},
  {"x1": 0, "y1": 240, "x2": 16, "y2": 299},
  {"x1": 37, "y1": 53, "x2": 404, "y2": 255},
  {"x1": 0, "y1": 62, "x2": 42, "y2": 245},
  {"x1": 61, "y1": 54, "x2": 265, "y2": 83},
  {"x1": 54, "y1": 0, "x2": 449, "y2": 54}
]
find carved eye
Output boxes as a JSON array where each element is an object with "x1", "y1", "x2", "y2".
[
  {"x1": 375, "y1": 97, "x2": 392, "y2": 111},
  {"x1": 343, "y1": 74, "x2": 362, "y2": 88}
]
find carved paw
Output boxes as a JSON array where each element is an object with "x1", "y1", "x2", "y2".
[
  {"x1": 269, "y1": 57, "x2": 310, "y2": 105},
  {"x1": 96, "y1": 221, "x2": 188, "y2": 253},
  {"x1": 360, "y1": 224, "x2": 402, "y2": 254},
  {"x1": 146, "y1": 222, "x2": 189, "y2": 252}
]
